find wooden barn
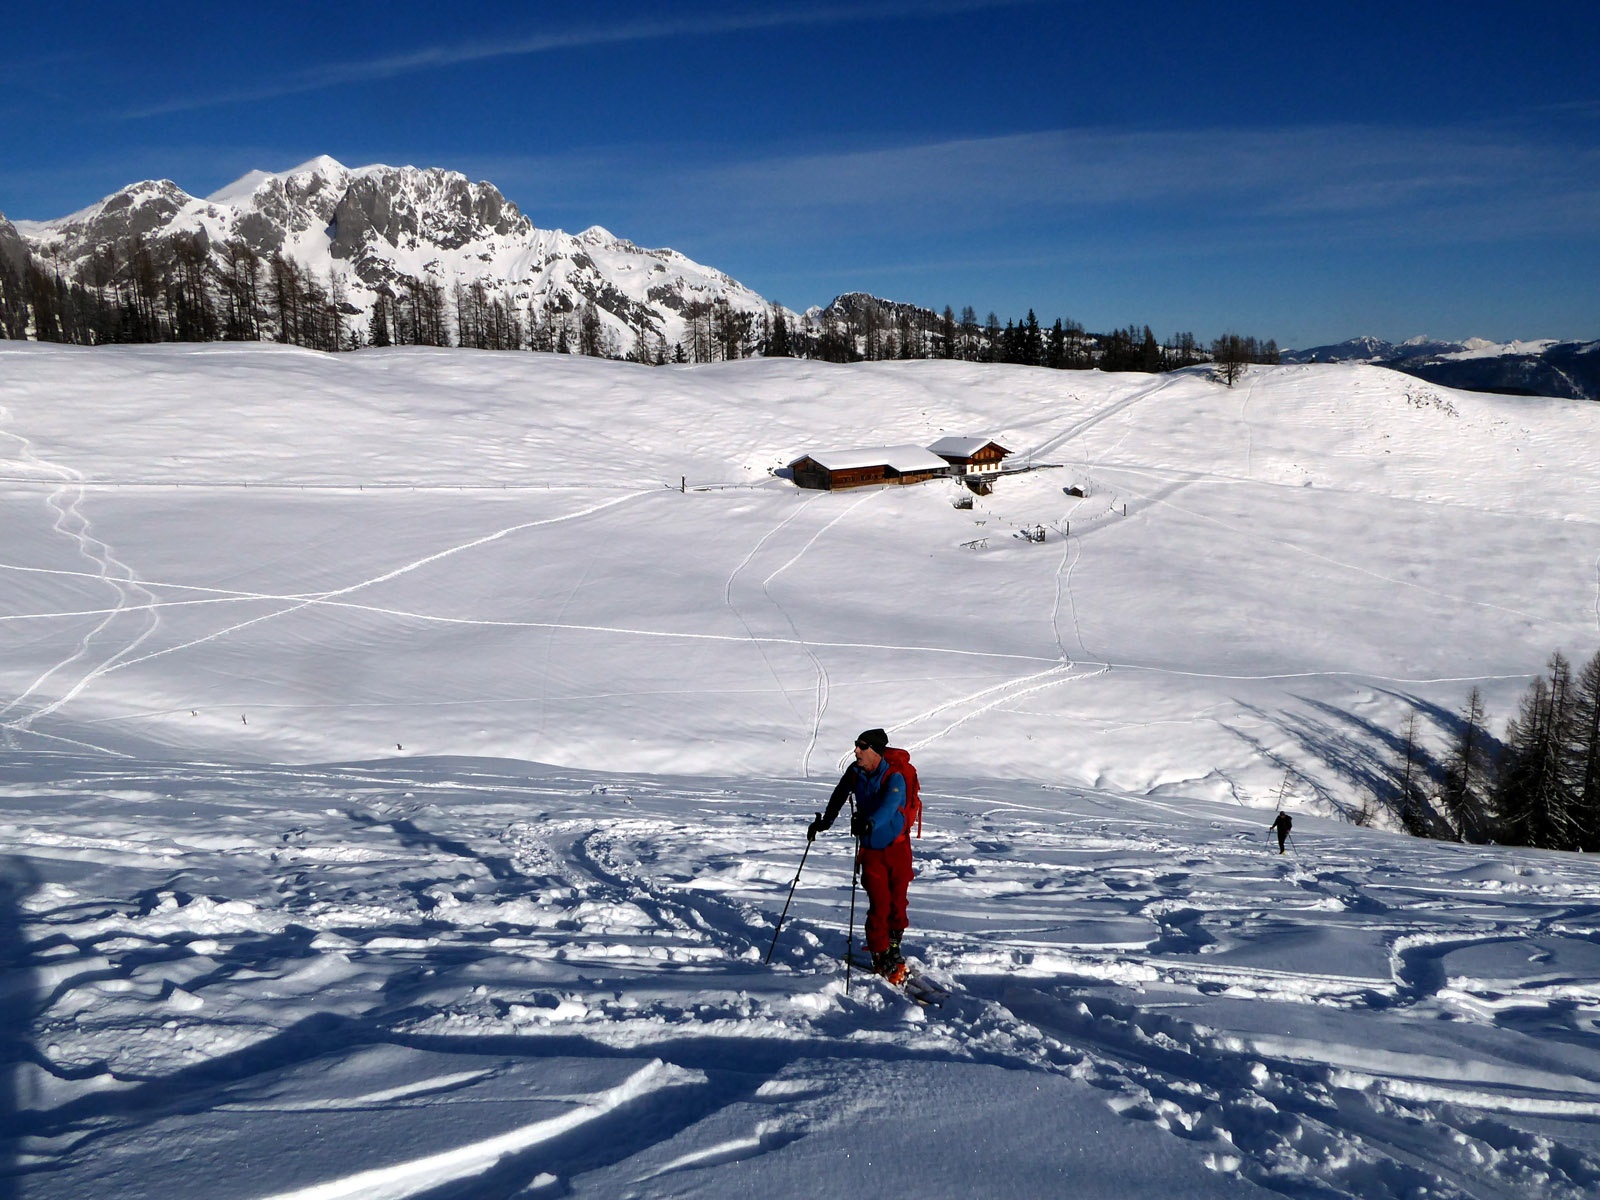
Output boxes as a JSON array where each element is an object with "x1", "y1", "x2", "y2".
[
  {"x1": 787, "y1": 445, "x2": 953, "y2": 490},
  {"x1": 927, "y1": 436, "x2": 1013, "y2": 479}
]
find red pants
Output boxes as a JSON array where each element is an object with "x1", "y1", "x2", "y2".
[{"x1": 858, "y1": 836, "x2": 912, "y2": 953}]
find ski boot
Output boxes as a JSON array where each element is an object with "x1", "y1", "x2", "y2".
[{"x1": 872, "y1": 947, "x2": 908, "y2": 986}]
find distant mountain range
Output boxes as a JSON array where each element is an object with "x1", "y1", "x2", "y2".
[
  {"x1": 1282, "y1": 336, "x2": 1600, "y2": 401},
  {"x1": 3, "y1": 156, "x2": 1596, "y2": 398},
  {"x1": 7, "y1": 156, "x2": 785, "y2": 353}
]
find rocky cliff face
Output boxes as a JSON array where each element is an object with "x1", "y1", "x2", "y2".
[
  {"x1": 0, "y1": 212, "x2": 32, "y2": 277},
  {"x1": 328, "y1": 167, "x2": 528, "y2": 259}
]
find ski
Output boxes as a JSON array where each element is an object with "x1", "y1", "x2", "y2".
[{"x1": 842, "y1": 953, "x2": 951, "y2": 1006}]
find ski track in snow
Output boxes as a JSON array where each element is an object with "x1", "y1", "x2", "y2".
[
  {"x1": 1023, "y1": 376, "x2": 1181, "y2": 672},
  {"x1": 1592, "y1": 552, "x2": 1600, "y2": 633},
  {"x1": 1022, "y1": 374, "x2": 1179, "y2": 463},
  {"x1": 1110, "y1": 470, "x2": 1549, "y2": 628},
  {"x1": 753, "y1": 496, "x2": 879, "y2": 776},
  {"x1": 0, "y1": 414, "x2": 160, "y2": 742},
  {"x1": 1099, "y1": 464, "x2": 1551, "y2": 626},
  {"x1": 7, "y1": 756, "x2": 1600, "y2": 1199},
  {"x1": 534, "y1": 546, "x2": 603, "y2": 742},
  {"x1": 897, "y1": 662, "x2": 1110, "y2": 754},
  {"x1": 721, "y1": 500, "x2": 814, "y2": 723},
  {"x1": 0, "y1": 487, "x2": 662, "y2": 744},
  {"x1": 0, "y1": 540, "x2": 1537, "y2": 753},
  {"x1": 83, "y1": 489, "x2": 660, "y2": 681},
  {"x1": 1052, "y1": 505, "x2": 1092, "y2": 660},
  {"x1": 1239, "y1": 372, "x2": 1259, "y2": 480},
  {"x1": 0, "y1": 560, "x2": 1058, "y2": 666}
]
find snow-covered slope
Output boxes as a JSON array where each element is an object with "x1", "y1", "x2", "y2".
[
  {"x1": 6, "y1": 743, "x2": 1600, "y2": 1198},
  {"x1": 2, "y1": 345, "x2": 1598, "y2": 808},
  {"x1": 4, "y1": 346, "x2": 1600, "y2": 1197},
  {"x1": 14, "y1": 156, "x2": 784, "y2": 350}
]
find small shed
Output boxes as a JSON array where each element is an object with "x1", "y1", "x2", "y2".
[
  {"x1": 927, "y1": 436, "x2": 1013, "y2": 479},
  {"x1": 788, "y1": 445, "x2": 952, "y2": 490}
]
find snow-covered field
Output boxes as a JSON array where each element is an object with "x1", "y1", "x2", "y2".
[{"x1": 3, "y1": 343, "x2": 1600, "y2": 1197}]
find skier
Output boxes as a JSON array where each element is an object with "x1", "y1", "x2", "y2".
[
  {"x1": 1270, "y1": 811, "x2": 1292, "y2": 854},
  {"x1": 807, "y1": 728, "x2": 920, "y2": 979}
]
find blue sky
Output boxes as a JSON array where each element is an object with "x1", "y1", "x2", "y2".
[{"x1": 3, "y1": 0, "x2": 1598, "y2": 347}]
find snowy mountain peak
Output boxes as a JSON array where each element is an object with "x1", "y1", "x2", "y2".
[
  {"x1": 284, "y1": 153, "x2": 350, "y2": 179},
  {"x1": 207, "y1": 155, "x2": 353, "y2": 207},
  {"x1": 16, "y1": 157, "x2": 791, "y2": 353},
  {"x1": 205, "y1": 169, "x2": 276, "y2": 207}
]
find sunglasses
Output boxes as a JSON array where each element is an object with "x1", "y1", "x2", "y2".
[{"x1": 854, "y1": 741, "x2": 873, "y2": 751}]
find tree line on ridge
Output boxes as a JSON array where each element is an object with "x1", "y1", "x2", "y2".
[{"x1": 0, "y1": 234, "x2": 1278, "y2": 374}]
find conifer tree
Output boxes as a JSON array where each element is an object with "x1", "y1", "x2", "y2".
[
  {"x1": 269, "y1": 252, "x2": 302, "y2": 345},
  {"x1": 767, "y1": 308, "x2": 792, "y2": 358},
  {"x1": 1497, "y1": 654, "x2": 1578, "y2": 849},
  {"x1": 1391, "y1": 708, "x2": 1443, "y2": 837},
  {"x1": 957, "y1": 306, "x2": 978, "y2": 360},
  {"x1": 1, "y1": 257, "x2": 30, "y2": 338},
  {"x1": 1019, "y1": 309, "x2": 1043, "y2": 366},
  {"x1": 1440, "y1": 687, "x2": 1495, "y2": 842},
  {"x1": 369, "y1": 293, "x2": 392, "y2": 347},
  {"x1": 896, "y1": 310, "x2": 918, "y2": 359},
  {"x1": 1046, "y1": 318, "x2": 1066, "y2": 369},
  {"x1": 220, "y1": 239, "x2": 263, "y2": 341},
  {"x1": 1568, "y1": 648, "x2": 1600, "y2": 850},
  {"x1": 327, "y1": 271, "x2": 348, "y2": 351},
  {"x1": 1139, "y1": 325, "x2": 1162, "y2": 372}
]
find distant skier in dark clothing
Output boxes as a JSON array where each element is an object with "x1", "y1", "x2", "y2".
[
  {"x1": 807, "y1": 728, "x2": 921, "y2": 980},
  {"x1": 1270, "y1": 811, "x2": 1292, "y2": 854}
]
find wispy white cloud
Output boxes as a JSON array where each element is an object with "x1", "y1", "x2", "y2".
[
  {"x1": 122, "y1": 0, "x2": 1051, "y2": 119},
  {"x1": 639, "y1": 120, "x2": 1600, "y2": 243},
  {"x1": 447, "y1": 117, "x2": 1600, "y2": 299}
]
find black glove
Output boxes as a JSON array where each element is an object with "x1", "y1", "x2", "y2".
[
  {"x1": 806, "y1": 816, "x2": 825, "y2": 842},
  {"x1": 850, "y1": 813, "x2": 869, "y2": 840}
]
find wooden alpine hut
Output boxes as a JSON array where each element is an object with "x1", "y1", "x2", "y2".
[
  {"x1": 787, "y1": 444, "x2": 953, "y2": 491},
  {"x1": 926, "y1": 436, "x2": 1013, "y2": 480}
]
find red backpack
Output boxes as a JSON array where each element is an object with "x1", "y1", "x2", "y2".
[{"x1": 884, "y1": 747, "x2": 922, "y2": 838}]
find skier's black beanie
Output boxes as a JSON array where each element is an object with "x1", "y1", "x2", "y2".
[{"x1": 856, "y1": 728, "x2": 888, "y2": 753}]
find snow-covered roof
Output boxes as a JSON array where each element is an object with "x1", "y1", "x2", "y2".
[
  {"x1": 791, "y1": 444, "x2": 951, "y2": 473},
  {"x1": 926, "y1": 435, "x2": 1010, "y2": 458}
]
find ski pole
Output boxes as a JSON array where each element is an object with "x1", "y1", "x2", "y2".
[
  {"x1": 846, "y1": 800, "x2": 860, "y2": 991},
  {"x1": 765, "y1": 812, "x2": 820, "y2": 964}
]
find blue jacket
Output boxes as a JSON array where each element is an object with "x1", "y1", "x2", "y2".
[{"x1": 854, "y1": 758, "x2": 909, "y2": 850}]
